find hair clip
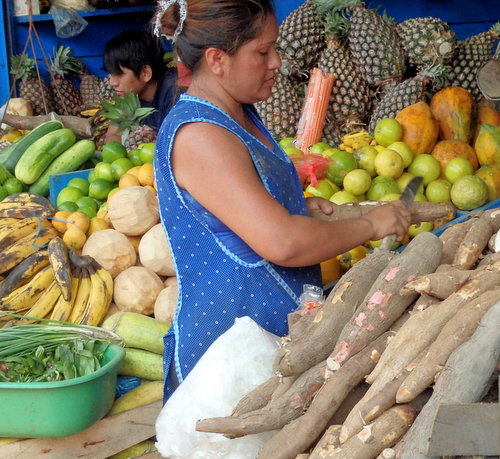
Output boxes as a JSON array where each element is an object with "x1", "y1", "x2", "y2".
[{"x1": 154, "y1": 0, "x2": 187, "y2": 42}]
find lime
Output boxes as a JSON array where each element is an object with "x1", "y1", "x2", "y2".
[
  {"x1": 279, "y1": 137, "x2": 295, "y2": 149},
  {"x1": 58, "y1": 201, "x2": 79, "y2": 212},
  {"x1": 373, "y1": 118, "x2": 402, "y2": 147},
  {"x1": 366, "y1": 176, "x2": 400, "y2": 201},
  {"x1": 88, "y1": 178, "x2": 114, "y2": 201},
  {"x1": 343, "y1": 169, "x2": 372, "y2": 196},
  {"x1": 138, "y1": 142, "x2": 155, "y2": 164},
  {"x1": 386, "y1": 141, "x2": 413, "y2": 167},
  {"x1": 326, "y1": 150, "x2": 357, "y2": 186},
  {"x1": 329, "y1": 190, "x2": 358, "y2": 205},
  {"x1": 353, "y1": 146, "x2": 378, "y2": 177},
  {"x1": 128, "y1": 150, "x2": 143, "y2": 166},
  {"x1": 305, "y1": 178, "x2": 339, "y2": 200},
  {"x1": 408, "y1": 221, "x2": 433, "y2": 238},
  {"x1": 57, "y1": 186, "x2": 85, "y2": 207},
  {"x1": 94, "y1": 161, "x2": 115, "y2": 183},
  {"x1": 77, "y1": 205, "x2": 97, "y2": 219},
  {"x1": 425, "y1": 179, "x2": 452, "y2": 202},
  {"x1": 111, "y1": 157, "x2": 135, "y2": 181},
  {"x1": 450, "y1": 175, "x2": 488, "y2": 211},
  {"x1": 102, "y1": 141, "x2": 127, "y2": 163},
  {"x1": 76, "y1": 196, "x2": 98, "y2": 213},
  {"x1": 283, "y1": 145, "x2": 303, "y2": 156},
  {"x1": 88, "y1": 169, "x2": 97, "y2": 183},
  {"x1": 396, "y1": 172, "x2": 424, "y2": 194},
  {"x1": 374, "y1": 148, "x2": 404, "y2": 179},
  {"x1": 380, "y1": 193, "x2": 401, "y2": 201},
  {"x1": 444, "y1": 157, "x2": 474, "y2": 184},
  {"x1": 408, "y1": 154, "x2": 441, "y2": 186},
  {"x1": 309, "y1": 142, "x2": 331, "y2": 155},
  {"x1": 0, "y1": 185, "x2": 8, "y2": 201},
  {"x1": 67, "y1": 177, "x2": 90, "y2": 195},
  {"x1": 3, "y1": 177, "x2": 24, "y2": 195}
]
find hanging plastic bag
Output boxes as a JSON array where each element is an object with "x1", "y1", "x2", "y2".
[
  {"x1": 155, "y1": 316, "x2": 280, "y2": 458},
  {"x1": 49, "y1": 5, "x2": 89, "y2": 38}
]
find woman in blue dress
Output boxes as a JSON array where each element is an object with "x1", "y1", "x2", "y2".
[{"x1": 152, "y1": 0, "x2": 412, "y2": 401}]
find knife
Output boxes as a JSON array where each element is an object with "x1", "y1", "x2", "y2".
[{"x1": 377, "y1": 176, "x2": 423, "y2": 252}]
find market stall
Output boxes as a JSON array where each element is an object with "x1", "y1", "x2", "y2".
[{"x1": 0, "y1": 0, "x2": 499, "y2": 457}]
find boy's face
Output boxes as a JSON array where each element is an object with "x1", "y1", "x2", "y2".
[{"x1": 109, "y1": 65, "x2": 151, "y2": 98}]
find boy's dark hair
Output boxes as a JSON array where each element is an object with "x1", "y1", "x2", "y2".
[{"x1": 104, "y1": 30, "x2": 166, "y2": 80}]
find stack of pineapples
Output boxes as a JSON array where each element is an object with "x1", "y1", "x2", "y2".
[{"x1": 255, "y1": 0, "x2": 500, "y2": 145}]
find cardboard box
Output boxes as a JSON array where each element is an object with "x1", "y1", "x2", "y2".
[{"x1": 12, "y1": 0, "x2": 40, "y2": 16}]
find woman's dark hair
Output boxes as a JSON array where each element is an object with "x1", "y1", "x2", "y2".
[
  {"x1": 158, "y1": 0, "x2": 275, "y2": 71},
  {"x1": 104, "y1": 30, "x2": 167, "y2": 81}
]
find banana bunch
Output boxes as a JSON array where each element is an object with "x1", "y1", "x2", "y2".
[
  {"x1": 0, "y1": 192, "x2": 57, "y2": 219},
  {"x1": 0, "y1": 240, "x2": 113, "y2": 326},
  {"x1": 339, "y1": 130, "x2": 376, "y2": 152}
]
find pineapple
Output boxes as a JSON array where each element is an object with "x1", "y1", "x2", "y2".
[
  {"x1": 316, "y1": 11, "x2": 372, "y2": 140},
  {"x1": 101, "y1": 92, "x2": 157, "y2": 151},
  {"x1": 77, "y1": 62, "x2": 102, "y2": 107},
  {"x1": 99, "y1": 75, "x2": 116, "y2": 103},
  {"x1": 48, "y1": 45, "x2": 83, "y2": 116},
  {"x1": 445, "y1": 22, "x2": 500, "y2": 101},
  {"x1": 9, "y1": 54, "x2": 54, "y2": 115},
  {"x1": 255, "y1": 72, "x2": 305, "y2": 140},
  {"x1": 396, "y1": 17, "x2": 456, "y2": 68},
  {"x1": 317, "y1": 0, "x2": 405, "y2": 88},
  {"x1": 367, "y1": 65, "x2": 448, "y2": 132},
  {"x1": 276, "y1": 0, "x2": 326, "y2": 79}
]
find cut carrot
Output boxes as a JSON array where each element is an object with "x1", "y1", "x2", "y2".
[{"x1": 294, "y1": 68, "x2": 335, "y2": 154}]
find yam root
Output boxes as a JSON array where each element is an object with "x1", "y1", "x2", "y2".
[
  {"x1": 438, "y1": 218, "x2": 475, "y2": 265},
  {"x1": 340, "y1": 348, "x2": 427, "y2": 444},
  {"x1": 309, "y1": 425, "x2": 342, "y2": 459},
  {"x1": 411, "y1": 293, "x2": 441, "y2": 312},
  {"x1": 452, "y1": 213, "x2": 493, "y2": 269},
  {"x1": 274, "y1": 250, "x2": 393, "y2": 377},
  {"x1": 256, "y1": 333, "x2": 391, "y2": 459},
  {"x1": 365, "y1": 266, "x2": 500, "y2": 392},
  {"x1": 314, "y1": 405, "x2": 416, "y2": 459},
  {"x1": 397, "y1": 301, "x2": 500, "y2": 458},
  {"x1": 231, "y1": 376, "x2": 281, "y2": 416},
  {"x1": 310, "y1": 200, "x2": 455, "y2": 225},
  {"x1": 2, "y1": 113, "x2": 93, "y2": 138},
  {"x1": 399, "y1": 267, "x2": 473, "y2": 299},
  {"x1": 396, "y1": 287, "x2": 500, "y2": 403},
  {"x1": 327, "y1": 232, "x2": 442, "y2": 370},
  {"x1": 196, "y1": 359, "x2": 330, "y2": 437}
]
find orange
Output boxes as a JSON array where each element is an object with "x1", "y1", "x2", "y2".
[
  {"x1": 138, "y1": 163, "x2": 155, "y2": 187},
  {"x1": 144, "y1": 185, "x2": 157, "y2": 195},
  {"x1": 320, "y1": 257, "x2": 341, "y2": 285},
  {"x1": 52, "y1": 210, "x2": 71, "y2": 233},
  {"x1": 336, "y1": 245, "x2": 368, "y2": 273},
  {"x1": 127, "y1": 165, "x2": 142, "y2": 179},
  {"x1": 62, "y1": 225, "x2": 87, "y2": 250},
  {"x1": 119, "y1": 173, "x2": 141, "y2": 189},
  {"x1": 87, "y1": 217, "x2": 110, "y2": 236},
  {"x1": 67, "y1": 211, "x2": 90, "y2": 233}
]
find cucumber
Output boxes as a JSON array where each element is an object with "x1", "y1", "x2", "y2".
[
  {"x1": 118, "y1": 348, "x2": 164, "y2": 380},
  {"x1": 0, "y1": 120, "x2": 64, "y2": 173},
  {"x1": 15, "y1": 128, "x2": 77, "y2": 185},
  {"x1": 28, "y1": 139, "x2": 95, "y2": 196}
]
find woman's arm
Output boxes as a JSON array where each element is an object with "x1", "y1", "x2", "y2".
[{"x1": 171, "y1": 123, "x2": 411, "y2": 267}]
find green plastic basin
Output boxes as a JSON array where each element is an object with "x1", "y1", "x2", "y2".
[{"x1": 0, "y1": 343, "x2": 125, "y2": 438}]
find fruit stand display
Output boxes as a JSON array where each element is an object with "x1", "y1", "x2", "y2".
[{"x1": 0, "y1": 0, "x2": 499, "y2": 457}]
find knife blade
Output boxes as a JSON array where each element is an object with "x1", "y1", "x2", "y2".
[{"x1": 377, "y1": 176, "x2": 423, "y2": 252}]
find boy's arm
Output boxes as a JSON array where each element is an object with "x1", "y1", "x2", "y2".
[{"x1": 105, "y1": 124, "x2": 121, "y2": 144}]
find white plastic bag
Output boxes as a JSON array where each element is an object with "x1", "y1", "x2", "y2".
[{"x1": 155, "y1": 316, "x2": 280, "y2": 459}]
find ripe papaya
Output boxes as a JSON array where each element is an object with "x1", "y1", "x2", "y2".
[
  {"x1": 474, "y1": 106, "x2": 500, "y2": 142},
  {"x1": 395, "y1": 101, "x2": 439, "y2": 156},
  {"x1": 474, "y1": 124, "x2": 500, "y2": 167},
  {"x1": 429, "y1": 86, "x2": 475, "y2": 143}
]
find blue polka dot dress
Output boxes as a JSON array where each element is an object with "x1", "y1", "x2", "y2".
[{"x1": 154, "y1": 94, "x2": 321, "y2": 401}]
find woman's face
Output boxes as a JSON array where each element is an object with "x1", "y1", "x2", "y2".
[{"x1": 223, "y1": 13, "x2": 281, "y2": 104}]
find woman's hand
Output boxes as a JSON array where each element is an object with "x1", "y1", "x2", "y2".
[
  {"x1": 363, "y1": 201, "x2": 412, "y2": 241},
  {"x1": 306, "y1": 196, "x2": 335, "y2": 216}
]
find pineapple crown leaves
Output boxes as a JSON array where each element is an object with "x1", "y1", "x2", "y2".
[
  {"x1": 418, "y1": 63, "x2": 450, "y2": 87},
  {"x1": 10, "y1": 54, "x2": 36, "y2": 82},
  {"x1": 323, "y1": 10, "x2": 349, "y2": 40},
  {"x1": 313, "y1": 0, "x2": 363, "y2": 16},
  {"x1": 101, "y1": 92, "x2": 156, "y2": 133},
  {"x1": 48, "y1": 45, "x2": 83, "y2": 78}
]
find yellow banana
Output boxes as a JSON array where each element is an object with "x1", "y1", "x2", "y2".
[
  {"x1": 0, "y1": 265, "x2": 55, "y2": 312},
  {"x1": 0, "y1": 226, "x2": 58, "y2": 275},
  {"x1": 17, "y1": 280, "x2": 62, "y2": 324},
  {"x1": 0, "y1": 192, "x2": 56, "y2": 219},
  {"x1": 0, "y1": 217, "x2": 50, "y2": 251},
  {"x1": 0, "y1": 218, "x2": 20, "y2": 228},
  {"x1": 95, "y1": 265, "x2": 114, "y2": 300},
  {"x1": 47, "y1": 236, "x2": 72, "y2": 301},
  {"x1": 0, "y1": 249, "x2": 49, "y2": 298},
  {"x1": 341, "y1": 130, "x2": 374, "y2": 150},
  {"x1": 68, "y1": 269, "x2": 92, "y2": 324},
  {"x1": 50, "y1": 275, "x2": 80, "y2": 322},
  {"x1": 80, "y1": 266, "x2": 111, "y2": 326}
]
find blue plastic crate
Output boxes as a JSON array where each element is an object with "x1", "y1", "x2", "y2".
[{"x1": 49, "y1": 169, "x2": 92, "y2": 207}]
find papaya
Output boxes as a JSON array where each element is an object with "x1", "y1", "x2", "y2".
[
  {"x1": 474, "y1": 166, "x2": 500, "y2": 201},
  {"x1": 431, "y1": 139, "x2": 479, "y2": 178},
  {"x1": 474, "y1": 106, "x2": 500, "y2": 142},
  {"x1": 429, "y1": 86, "x2": 475, "y2": 143},
  {"x1": 395, "y1": 101, "x2": 439, "y2": 156},
  {"x1": 474, "y1": 123, "x2": 500, "y2": 167}
]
